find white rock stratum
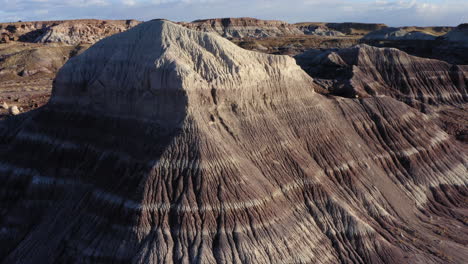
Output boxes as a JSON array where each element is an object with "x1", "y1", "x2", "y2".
[{"x1": 52, "y1": 19, "x2": 312, "y2": 120}]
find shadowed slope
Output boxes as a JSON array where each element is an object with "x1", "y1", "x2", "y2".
[
  {"x1": 295, "y1": 45, "x2": 468, "y2": 142},
  {"x1": 0, "y1": 20, "x2": 467, "y2": 263},
  {"x1": 295, "y1": 45, "x2": 467, "y2": 103}
]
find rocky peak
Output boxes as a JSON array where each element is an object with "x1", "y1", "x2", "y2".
[{"x1": 52, "y1": 20, "x2": 311, "y2": 119}]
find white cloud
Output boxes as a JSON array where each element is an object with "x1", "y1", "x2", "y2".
[{"x1": 122, "y1": 0, "x2": 137, "y2": 6}]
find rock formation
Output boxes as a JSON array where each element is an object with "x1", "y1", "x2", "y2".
[
  {"x1": 295, "y1": 24, "x2": 345, "y2": 37},
  {"x1": 403, "y1": 26, "x2": 453, "y2": 36},
  {"x1": 0, "y1": 19, "x2": 141, "y2": 44},
  {"x1": 34, "y1": 20, "x2": 141, "y2": 45},
  {"x1": 363, "y1": 27, "x2": 437, "y2": 41},
  {"x1": 1, "y1": 18, "x2": 389, "y2": 44},
  {"x1": 7, "y1": 105, "x2": 19, "y2": 115},
  {"x1": 324, "y1": 22, "x2": 388, "y2": 35},
  {"x1": 180, "y1": 17, "x2": 303, "y2": 38},
  {"x1": 295, "y1": 44, "x2": 466, "y2": 100},
  {"x1": 440, "y1": 24, "x2": 468, "y2": 46},
  {"x1": 294, "y1": 22, "x2": 388, "y2": 35},
  {"x1": 431, "y1": 24, "x2": 468, "y2": 64},
  {"x1": 0, "y1": 20, "x2": 467, "y2": 264},
  {"x1": 180, "y1": 18, "x2": 384, "y2": 39},
  {"x1": 295, "y1": 44, "x2": 467, "y2": 141},
  {"x1": 0, "y1": 44, "x2": 77, "y2": 77}
]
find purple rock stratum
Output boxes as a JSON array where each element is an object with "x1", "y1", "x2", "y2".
[{"x1": 0, "y1": 20, "x2": 466, "y2": 264}]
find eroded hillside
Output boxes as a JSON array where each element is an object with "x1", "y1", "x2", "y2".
[{"x1": 0, "y1": 20, "x2": 466, "y2": 264}]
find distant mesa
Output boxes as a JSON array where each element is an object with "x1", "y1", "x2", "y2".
[
  {"x1": 0, "y1": 19, "x2": 141, "y2": 44},
  {"x1": 440, "y1": 23, "x2": 468, "y2": 46},
  {"x1": 362, "y1": 27, "x2": 437, "y2": 41},
  {"x1": 180, "y1": 17, "x2": 304, "y2": 38},
  {"x1": 1, "y1": 17, "x2": 391, "y2": 44}
]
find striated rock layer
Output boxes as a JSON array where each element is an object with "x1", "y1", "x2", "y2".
[
  {"x1": 180, "y1": 17, "x2": 304, "y2": 38},
  {"x1": 34, "y1": 20, "x2": 141, "y2": 45},
  {"x1": 0, "y1": 19, "x2": 141, "y2": 44},
  {"x1": 0, "y1": 20, "x2": 467, "y2": 263},
  {"x1": 295, "y1": 45, "x2": 467, "y2": 102},
  {"x1": 294, "y1": 44, "x2": 468, "y2": 141}
]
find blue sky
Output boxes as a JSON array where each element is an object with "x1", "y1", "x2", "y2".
[{"x1": 1, "y1": 0, "x2": 467, "y2": 26}]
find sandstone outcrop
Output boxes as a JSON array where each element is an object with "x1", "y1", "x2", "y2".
[{"x1": 0, "y1": 20, "x2": 466, "y2": 264}]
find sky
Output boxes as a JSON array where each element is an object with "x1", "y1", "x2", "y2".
[{"x1": 0, "y1": 0, "x2": 467, "y2": 26}]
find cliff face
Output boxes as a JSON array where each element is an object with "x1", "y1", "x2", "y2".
[{"x1": 0, "y1": 20, "x2": 466, "y2": 264}]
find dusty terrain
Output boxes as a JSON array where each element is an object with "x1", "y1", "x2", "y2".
[
  {"x1": 0, "y1": 42, "x2": 90, "y2": 117},
  {"x1": 0, "y1": 19, "x2": 466, "y2": 263}
]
